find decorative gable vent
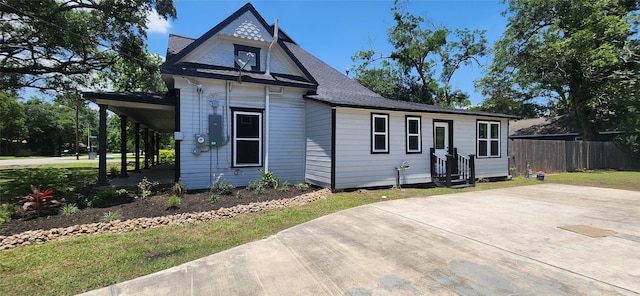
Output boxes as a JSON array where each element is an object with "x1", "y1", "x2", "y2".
[{"x1": 233, "y1": 20, "x2": 265, "y2": 41}]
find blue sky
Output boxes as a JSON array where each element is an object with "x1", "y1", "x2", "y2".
[
  {"x1": 146, "y1": 0, "x2": 509, "y2": 105},
  {"x1": 17, "y1": 1, "x2": 509, "y2": 105}
]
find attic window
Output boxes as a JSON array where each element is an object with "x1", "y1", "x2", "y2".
[{"x1": 234, "y1": 44, "x2": 260, "y2": 72}]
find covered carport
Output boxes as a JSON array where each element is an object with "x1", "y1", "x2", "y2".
[{"x1": 82, "y1": 91, "x2": 178, "y2": 186}]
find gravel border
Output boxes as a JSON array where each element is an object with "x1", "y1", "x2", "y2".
[{"x1": 0, "y1": 189, "x2": 331, "y2": 250}]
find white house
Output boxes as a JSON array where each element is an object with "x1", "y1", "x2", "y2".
[{"x1": 86, "y1": 3, "x2": 515, "y2": 190}]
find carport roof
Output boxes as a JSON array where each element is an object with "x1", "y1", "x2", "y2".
[{"x1": 82, "y1": 91, "x2": 176, "y2": 133}]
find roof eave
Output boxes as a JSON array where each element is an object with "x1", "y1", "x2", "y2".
[{"x1": 304, "y1": 96, "x2": 519, "y2": 119}]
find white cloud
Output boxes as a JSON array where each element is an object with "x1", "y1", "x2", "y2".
[{"x1": 146, "y1": 9, "x2": 171, "y2": 34}]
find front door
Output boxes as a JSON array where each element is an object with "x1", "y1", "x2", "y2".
[
  {"x1": 434, "y1": 121, "x2": 450, "y2": 174},
  {"x1": 434, "y1": 121, "x2": 449, "y2": 157}
]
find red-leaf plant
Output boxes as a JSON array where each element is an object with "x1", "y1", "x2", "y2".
[{"x1": 17, "y1": 185, "x2": 61, "y2": 218}]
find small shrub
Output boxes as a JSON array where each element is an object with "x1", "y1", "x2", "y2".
[
  {"x1": 0, "y1": 204, "x2": 17, "y2": 225},
  {"x1": 159, "y1": 149, "x2": 175, "y2": 165},
  {"x1": 171, "y1": 179, "x2": 186, "y2": 197},
  {"x1": 208, "y1": 194, "x2": 218, "y2": 204},
  {"x1": 16, "y1": 185, "x2": 61, "y2": 217},
  {"x1": 115, "y1": 189, "x2": 129, "y2": 196},
  {"x1": 211, "y1": 174, "x2": 235, "y2": 195},
  {"x1": 294, "y1": 183, "x2": 309, "y2": 192},
  {"x1": 86, "y1": 195, "x2": 104, "y2": 208},
  {"x1": 165, "y1": 194, "x2": 182, "y2": 209},
  {"x1": 59, "y1": 203, "x2": 79, "y2": 216},
  {"x1": 258, "y1": 170, "x2": 280, "y2": 189},
  {"x1": 235, "y1": 191, "x2": 243, "y2": 199},
  {"x1": 101, "y1": 211, "x2": 123, "y2": 223},
  {"x1": 217, "y1": 181, "x2": 235, "y2": 195},
  {"x1": 279, "y1": 180, "x2": 291, "y2": 192},
  {"x1": 137, "y1": 177, "x2": 158, "y2": 199},
  {"x1": 97, "y1": 187, "x2": 116, "y2": 200},
  {"x1": 109, "y1": 166, "x2": 119, "y2": 178},
  {"x1": 254, "y1": 186, "x2": 265, "y2": 195},
  {"x1": 246, "y1": 180, "x2": 261, "y2": 191}
]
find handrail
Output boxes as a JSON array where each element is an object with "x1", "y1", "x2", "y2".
[{"x1": 431, "y1": 148, "x2": 476, "y2": 187}]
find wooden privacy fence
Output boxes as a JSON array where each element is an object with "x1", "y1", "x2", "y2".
[{"x1": 509, "y1": 139, "x2": 638, "y2": 174}]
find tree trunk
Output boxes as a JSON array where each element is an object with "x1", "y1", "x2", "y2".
[{"x1": 569, "y1": 78, "x2": 596, "y2": 141}]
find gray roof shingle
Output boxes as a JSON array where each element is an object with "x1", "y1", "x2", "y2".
[
  {"x1": 284, "y1": 41, "x2": 515, "y2": 118},
  {"x1": 166, "y1": 34, "x2": 196, "y2": 59}
]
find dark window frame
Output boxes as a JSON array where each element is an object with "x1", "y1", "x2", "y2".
[
  {"x1": 233, "y1": 44, "x2": 261, "y2": 72},
  {"x1": 406, "y1": 115, "x2": 422, "y2": 154},
  {"x1": 371, "y1": 113, "x2": 389, "y2": 154},
  {"x1": 477, "y1": 120, "x2": 501, "y2": 158}
]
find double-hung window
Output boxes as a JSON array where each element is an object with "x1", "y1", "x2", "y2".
[
  {"x1": 233, "y1": 110, "x2": 262, "y2": 167},
  {"x1": 406, "y1": 116, "x2": 421, "y2": 153},
  {"x1": 477, "y1": 121, "x2": 500, "y2": 157},
  {"x1": 371, "y1": 113, "x2": 389, "y2": 153}
]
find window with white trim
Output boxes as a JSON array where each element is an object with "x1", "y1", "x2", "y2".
[
  {"x1": 233, "y1": 111, "x2": 262, "y2": 167},
  {"x1": 477, "y1": 121, "x2": 500, "y2": 157},
  {"x1": 406, "y1": 116, "x2": 421, "y2": 153},
  {"x1": 371, "y1": 113, "x2": 389, "y2": 153}
]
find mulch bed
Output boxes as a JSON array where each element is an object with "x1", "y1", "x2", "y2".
[{"x1": 0, "y1": 187, "x2": 312, "y2": 236}]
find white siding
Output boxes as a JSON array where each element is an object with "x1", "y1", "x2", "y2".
[
  {"x1": 334, "y1": 108, "x2": 431, "y2": 189},
  {"x1": 333, "y1": 108, "x2": 510, "y2": 189},
  {"x1": 304, "y1": 100, "x2": 332, "y2": 187},
  {"x1": 267, "y1": 96, "x2": 306, "y2": 184},
  {"x1": 175, "y1": 77, "x2": 307, "y2": 189},
  {"x1": 439, "y1": 114, "x2": 509, "y2": 179}
]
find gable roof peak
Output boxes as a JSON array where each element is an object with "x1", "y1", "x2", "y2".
[{"x1": 164, "y1": 2, "x2": 273, "y2": 65}]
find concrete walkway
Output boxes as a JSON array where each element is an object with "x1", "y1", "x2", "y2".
[{"x1": 81, "y1": 184, "x2": 640, "y2": 295}]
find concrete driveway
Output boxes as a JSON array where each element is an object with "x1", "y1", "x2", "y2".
[{"x1": 81, "y1": 184, "x2": 640, "y2": 295}]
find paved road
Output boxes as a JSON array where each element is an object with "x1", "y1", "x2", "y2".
[
  {"x1": 81, "y1": 184, "x2": 640, "y2": 295},
  {"x1": 0, "y1": 155, "x2": 125, "y2": 167}
]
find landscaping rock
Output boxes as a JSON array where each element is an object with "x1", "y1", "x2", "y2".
[{"x1": 0, "y1": 189, "x2": 331, "y2": 250}]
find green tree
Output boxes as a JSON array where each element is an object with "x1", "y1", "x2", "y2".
[
  {"x1": 474, "y1": 64, "x2": 548, "y2": 118},
  {"x1": 22, "y1": 98, "x2": 70, "y2": 155},
  {"x1": 353, "y1": 63, "x2": 411, "y2": 101},
  {"x1": 0, "y1": 0, "x2": 176, "y2": 92},
  {"x1": 0, "y1": 91, "x2": 27, "y2": 154},
  {"x1": 482, "y1": 0, "x2": 639, "y2": 140},
  {"x1": 352, "y1": 0, "x2": 487, "y2": 107},
  {"x1": 55, "y1": 92, "x2": 99, "y2": 156},
  {"x1": 94, "y1": 50, "x2": 168, "y2": 92}
]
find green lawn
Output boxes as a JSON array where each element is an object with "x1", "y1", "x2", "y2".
[{"x1": 0, "y1": 171, "x2": 639, "y2": 295}]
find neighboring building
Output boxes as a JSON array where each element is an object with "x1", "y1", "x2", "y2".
[
  {"x1": 87, "y1": 3, "x2": 516, "y2": 190},
  {"x1": 509, "y1": 116, "x2": 620, "y2": 141}
]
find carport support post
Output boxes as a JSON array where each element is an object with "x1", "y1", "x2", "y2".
[
  {"x1": 143, "y1": 127, "x2": 150, "y2": 169},
  {"x1": 134, "y1": 122, "x2": 141, "y2": 173},
  {"x1": 155, "y1": 133, "x2": 160, "y2": 165},
  {"x1": 119, "y1": 115, "x2": 129, "y2": 178},
  {"x1": 150, "y1": 131, "x2": 156, "y2": 166},
  {"x1": 97, "y1": 104, "x2": 109, "y2": 186}
]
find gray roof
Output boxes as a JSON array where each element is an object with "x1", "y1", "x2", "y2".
[
  {"x1": 284, "y1": 42, "x2": 515, "y2": 118},
  {"x1": 166, "y1": 34, "x2": 195, "y2": 59}
]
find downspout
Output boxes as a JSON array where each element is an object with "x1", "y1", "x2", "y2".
[
  {"x1": 265, "y1": 19, "x2": 279, "y2": 76},
  {"x1": 265, "y1": 86, "x2": 270, "y2": 172},
  {"x1": 264, "y1": 19, "x2": 279, "y2": 171}
]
